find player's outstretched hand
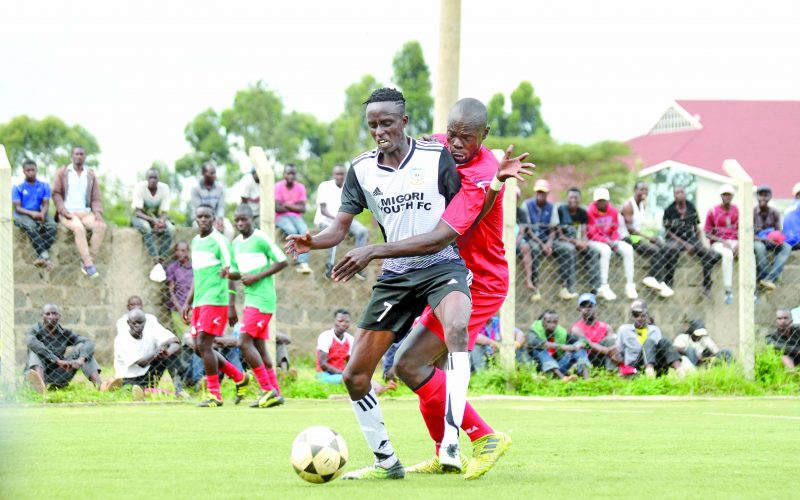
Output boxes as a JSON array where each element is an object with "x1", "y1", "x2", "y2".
[
  {"x1": 497, "y1": 144, "x2": 536, "y2": 183},
  {"x1": 332, "y1": 246, "x2": 374, "y2": 282},
  {"x1": 285, "y1": 231, "x2": 313, "y2": 257}
]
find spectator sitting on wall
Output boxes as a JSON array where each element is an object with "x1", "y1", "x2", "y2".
[
  {"x1": 753, "y1": 185, "x2": 792, "y2": 291},
  {"x1": 615, "y1": 300, "x2": 685, "y2": 378},
  {"x1": 190, "y1": 162, "x2": 234, "y2": 240},
  {"x1": 240, "y1": 166, "x2": 261, "y2": 225},
  {"x1": 12, "y1": 159, "x2": 57, "y2": 269},
  {"x1": 166, "y1": 241, "x2": 193, "y2": 336},
  {"x1": 131, "y1": 168, "x2": 175, "y2": 281},
  {"x1": 587, "y1": 188, "x2": 637, "y2": 301},
  {"x1": 766, "y1": 309, "x2": 800, "y2": 374},
  {"x1": 275, "y1": 163, "x2": 312, "y2": 275},
  {"x1": 673, "y1": 319, "x2": 733, "y2": 368},
  {"x1": 570, "y1": 293, "x2": 620, "y2": 371},
  {"x1": 109, "y1": 308, "x2": 183, "y2": 401},
  {"x1": 25, "y1": 303, "x2": 115, "y2": 393},
  {"x1": 113, "y1": 295, "x2": 188, "y2": 398},
  {"x1": 554, "y1": 187, "x2": 601, "y2": 300},
  {"x1": 51, "y1": 145, "x2": 106, "y2": 279},
  {"x1": 516, "y1": 187, "x2": 538, "y2": 299},
  {"x1": 783, "y1": 182, "x2": 800, "y2": 250},
  {"x1": 705, "y1": 184, "x2": 739, "y2": 305},
  {"x1": 316, "y1": 309, "x2": 395, "y2": 393},
  {"x1": 526, "y1": 310, "x2": 588, "y2": 381},
  {"x1": 519, "y1": 179, "x2": 557, "y2": 302},
  {"x1": 314, "y1": 165, "x2": 369, "y2": 280}
]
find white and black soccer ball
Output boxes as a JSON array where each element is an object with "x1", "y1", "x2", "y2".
[{"x1": 290, "y1": 426, "x2": 348, "y2": 484}]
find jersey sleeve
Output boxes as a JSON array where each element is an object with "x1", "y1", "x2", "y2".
[
  {"x1": 219, "y1": 236, "x2": 237, "y2": 273},
  {"x1": 437, "y1": 149, "x2": 461, "y2": 205},
  {"x1": 440, "y1": 178, "x2": 486, "y2": 235},
  {"x1": 316, "y1": 332, "x2": 330, "y2": 353},
  {"x1": 260, "y1": 233, "x2": 288, "y2": 264},
  {"x1": 11, "y1": 185, "x2": 20, "y2": 203},
  {"x1": 339, "y1": 166, "x2": 368, "y2": 215}
]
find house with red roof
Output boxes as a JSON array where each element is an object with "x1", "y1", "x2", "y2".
[{"x1": 625, "y1": 100, "x2": 800, "y2": 222}]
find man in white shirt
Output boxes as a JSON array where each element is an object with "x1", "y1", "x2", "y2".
[
  {"x1": 240, "y1": 167, "x2": 261, "y2": 223},
  {"x1": 110, "y1": 296, "x2": 186, "y2": 398},
  {"x1": 673, "y1": 319, "x2": 733, "y2": 367},
  {"x1": 314, "y1": 165, "x2": 369, "y2": 278},
  {"x1": 131, "y1": 169, "x2": 175, "y2": 280}
]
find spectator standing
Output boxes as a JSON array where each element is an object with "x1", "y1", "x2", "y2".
[
  {"x1": 570, "y1": 293, "x2": 619, "y2": 370},
  {"x1": 705, "y1": 184, "x2": 739, "y2": 304},
  {"x1": 783, "y1": 182, "x2": 800, "y2": 250},
  {"x1": 554, "y1": 188, "x2": 601, "y2": 299},
  {"x1": 24, "y1": 303, "x2": 112, "y2": 393},
  {"x1": 190, "y1": 162, "x2": 234, "y2": 240},
  {"x1": 166, "y1": 241, "x2": 193, "y2": 335},
  {"x1": 615, "y1": 300, "x2": 684, "y2": 377},
  {"x1": 314, "y1": 165, "x2": 369, "y2": 279},
  {"x1": 753, "y1": 186, "x2": 792, "y2": 291},
  {"x1": 51, "y1": 146, "x2": 106, "y2": 278},
  {"x1": 131, "y1": 169, "x2": 175, "y2": 280},
  {"x1": 527, "y1": 310, "x2": 588, "y2": 381},
  {"x1": 12, "y1": 159, "x2": 57, "y2": 268},
  {"x1": 621, "y1": 181, "x2": 678, "y2": 298},
  {"x1": 586, "y1": 188, "x2": 637, "y2": 301},
  {"x1": 275, "y1": 164, "x2": 312, "y2": 274},
  {"x1": 110, "y1": 308, "x2": 183, "y2": 400},
  {"x1": 663, "y1": 186, "x2": 720, "y2": 298},
  {"x1": 520, "y1": 180, "x2": 558, "y2": 301},
  {"x1": 766, "y1": 309, "x2": 800, "y2": 373},
  {"x1": 673, "y1": 319, "x2": 732, "y2": 368},
  {"x1": 316, "y1": 309, "x2": 355, "y2": 384},
  {"x1": 240, "y1": 166, "x2": 261, "y2": 224}
]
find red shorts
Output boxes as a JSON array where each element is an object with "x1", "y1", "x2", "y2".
[
  {"x1": 241, "y1": 307, "x2": 272, "y2": 339},
  {"x1": 191, "y1": 305, "x2": 228, "y2": 337},
  {"x1": 418, "y1": 291, "x2": 506, "y2": 350}
]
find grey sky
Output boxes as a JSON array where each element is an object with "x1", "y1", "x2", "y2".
[{"x1": 1, "y1": 0, "x2": 798, "y2": 182}]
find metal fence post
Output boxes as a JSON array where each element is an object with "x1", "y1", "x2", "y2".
[{"x1": 0, "y1": 145, "x2": 16, "y2": 395}]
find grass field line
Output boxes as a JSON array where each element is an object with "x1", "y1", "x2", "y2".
[{"x1": 704, "y1": 411, "x2": 800, "y2": 420}]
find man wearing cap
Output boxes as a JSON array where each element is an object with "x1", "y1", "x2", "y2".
[
  {"x1": 586, "y1": 187, "x2": 637, "y2": 301},
  {"x1": 570, "y1": 293, "x2": 619, "y2": 370},
  {"x1": 767, "y1": 309, "x2": 800, "y2": 373},
  {"x1": 621, "y1": 181, "x2": 679, "y2": 298},
  {"x1": 615, "y1": 300, "x2": 684, "y2": 378},
  {"x1": 520, "y1": 179, "x2": 559, "y2": 301},
  {"x1": 663, "y1": 185, "x2": 720, "y2": 298},
  {"x1": 753, "y1": 186, "x2": 792, "y2": 290},
  {"x1": 673, "y1": 319, "x2": 732, "y2": 368},
  {"x1": 783, "y1": 182, "x2": 800, "y2": 250},
  {"x1": 554, "y1": 188, "x2": 601, "y2": 300},
  {"x1": 704, "y1": 184, "x2": 739, "y2": 304}
]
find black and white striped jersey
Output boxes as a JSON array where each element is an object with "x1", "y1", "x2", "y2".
[{"x1": 339, "y1": 137, "x2": 462, "y2": 274}]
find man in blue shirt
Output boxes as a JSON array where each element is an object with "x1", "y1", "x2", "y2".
[{"x1": 12, "y1": 160, "x2": 57, "y2": 268}]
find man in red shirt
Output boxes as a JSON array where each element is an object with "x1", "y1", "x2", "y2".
[
  {"x1": 316, "y1": 309, "x2": 356, "y2": 384},
  {"x1": 704, "y1": 184, "x2": 739, "y2": 304},
  {"x1": 332, "y1": 98, "x2": 534, "y2": 479},
  {"x1": 570, "y1": 293, "x2": 619, "y2": 370},
  {"x1": 586, "y1": 188, "x2": 637, "y2": 300}
]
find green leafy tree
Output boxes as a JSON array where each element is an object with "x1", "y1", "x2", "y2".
[
  {"x1": 506, "y1": 81, "x2": 549, "y2": 137},
  {"x1": 322, "y1": 74, "x2": 383, "y2": 169},
  {"x1": 0, "y1": 115, "x2": 100, "y2": 176},
  {"x1": 487, "y1": 93, "x2": 508, "y2": 136},
  {"x1": 221, "y1": 81, "x2": 285, "y2": 153},
  {"x1": 391, "y1": 41, "x2": 433, "y2": 135}
]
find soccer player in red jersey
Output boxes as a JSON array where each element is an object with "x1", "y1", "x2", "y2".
[{"x1": 333, "y1": 98, "x2": 534, "y2": 479}]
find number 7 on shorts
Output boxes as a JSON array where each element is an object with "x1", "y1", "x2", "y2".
[{"x1": 377, "y1": 301, "x2": 393, "y2": 322}]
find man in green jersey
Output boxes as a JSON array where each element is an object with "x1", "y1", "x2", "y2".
[
  {"x1": 181, "y1": 205, "x2": 251, "y2": 407},
  {"x1": 228, "y1": 205, "x2": 289, "y2": 408}
]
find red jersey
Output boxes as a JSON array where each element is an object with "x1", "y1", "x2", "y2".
[
  {"x1": 436, "y1": 134, "x2": 508, "y2": 295},
  {"x1": 704, "y1": 204, "x2": 739, "y2": 241},
  {"x1": 572, "y1": 319, "x2": 610, "y2": 344},
  {"x1": 315, "y1": 329, "x2": 354, "y2": 372}
]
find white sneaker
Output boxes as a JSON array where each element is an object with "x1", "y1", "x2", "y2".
[
  {"x1": 296, "y1": 263, "x2": 313, "y2": 275},
  {"x1": 625, "y1": 283, "x2": 638, "y2": 299},
  {"x1": 559, "y1": 287, "x2": 577, "y2": 300},
  {"x1": 597, "y1": 285, "x2": 617, "y2": 301},
  {"x1": 642, "y1": 276, "x2": 660, "y2": 290},
  {"x1": 659, "y1": 282, "x2": 674, "y2": 298}
]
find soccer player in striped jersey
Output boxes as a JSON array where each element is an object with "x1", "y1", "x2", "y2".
[
  {"x1": 333, "y1": 98, "x2": 534, "y2": 479},
  {"x1": 228, "y1": 204, "x2": 288, "y2": 408},
  {"x1": 181, "y1": 204, "x2": 252, "y2": 407},
  {"x1": 286, "y1": 88, "x2": 473, "y2": 480}
]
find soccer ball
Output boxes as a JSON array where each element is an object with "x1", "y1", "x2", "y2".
[{"x1": 290, "y1": 426, "x2": 348, "y2": 483}]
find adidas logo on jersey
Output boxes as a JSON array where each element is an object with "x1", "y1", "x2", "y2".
[
  {"x1": 372, "y1": 187, "x2": 383, "y2": 197},
  {"x1": 447, "y1": 278, "x2": 459, "y2": 285}
]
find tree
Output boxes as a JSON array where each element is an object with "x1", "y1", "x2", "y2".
[
  {"x1": 321, "y1": 74, "x2": 383, "y2": 169},
  {"x1": 487, "y1": 82, "x2": 549, "y2": 138},
  {"x1": 221, "y1": 81, "x2": 285, "y2": 153},
  {"x1": 391, "y1": 41, "x2": 433, "y2": 135},
  {"x1": 487, "y1": 93, "x2": 508, "y2": 136},
  {"x1": 0, "y1": 115, "x2": 100, "y2": 176}
]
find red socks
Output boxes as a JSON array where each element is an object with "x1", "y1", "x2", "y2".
[
  {"x1": 220, "y1": 361, "x2": 244, "y2": 384},
  {"x1": 414, "y1": 367, "x2": 493, "y2": 454},
  {"x1": 206, "y1": 374, "x2": 221, "y2": 400},
  {"x1": 267, "y1": 368, "x2": 281, "y2": 396},
  {"x1": 253, "y1": 364, "x2": 272, "y2": 391}
]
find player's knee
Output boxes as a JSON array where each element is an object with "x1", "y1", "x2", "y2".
[{"x1": 342, "y1": 367, "x2": 368, "y2": 393}]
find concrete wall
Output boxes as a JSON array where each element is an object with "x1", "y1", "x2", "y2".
[{"x1": 12, "y1": 226, "x2": 800, "y2": 366}]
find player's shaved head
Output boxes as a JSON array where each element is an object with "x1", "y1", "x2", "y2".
[
  {"x1": 235, "y1": 204, "x2": 254, "y2": 218},
  {"x1": 448, "y1": 98, "x2": 488, "y2": 131}
]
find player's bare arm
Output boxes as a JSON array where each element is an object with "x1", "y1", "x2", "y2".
[
  {"x1": 181, "y1": 283, "x2": 195, "y2": 324},
  {"x1": 285, "y1": 211, "x2": 355, "y2": 256}
]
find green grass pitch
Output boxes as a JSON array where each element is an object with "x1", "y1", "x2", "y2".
[{"x1": 2, "y1": 398, "x2": 799, "y2": 499}]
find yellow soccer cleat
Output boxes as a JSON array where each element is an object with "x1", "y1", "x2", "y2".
[
  {"x1": 406, "y1": 454, "x2": 469, "y2": 474},
  {"x1": 197, "y1": 394, "x2": 223, "y2": 407},
  {"x1": 342, "y1": 460, "x2": 405, "y2": 480},
  {"x1": 234, "y1": 373, "x2": 252, "y2": 405},
  {"x1": 464, "y1": 432, "x2": 512, "y2": 480}
]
